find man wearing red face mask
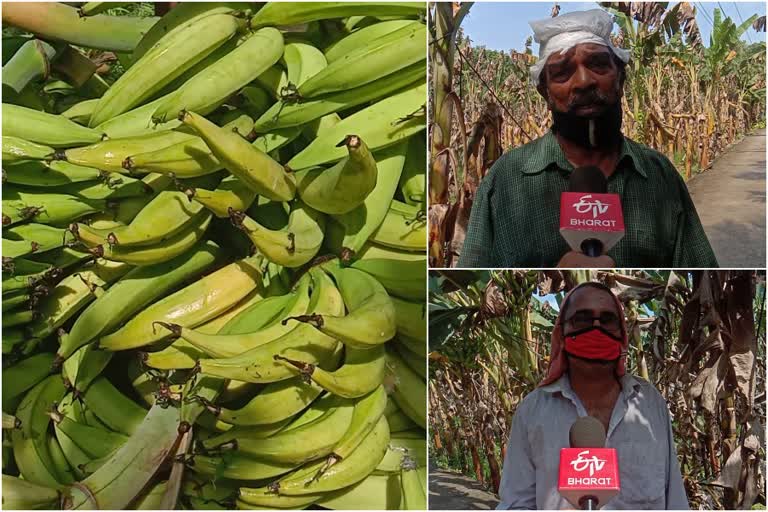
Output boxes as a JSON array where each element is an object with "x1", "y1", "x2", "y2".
[{"x1": 496, "y1": 282, "x2": 689, "y2": 510}]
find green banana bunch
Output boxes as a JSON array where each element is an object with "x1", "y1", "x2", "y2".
[
  {"x1": 156, "y1": 272, "x2": 310, "y2": 358},
  {"x1": 195, "y1": 268, "x2": 342, "y2": 383},
  {"x1": 272, "y1": 414, "x2": 390, "y2": 495},
  {"x1": 2, "y1": 4, "x2": 427, "y2": 509}
]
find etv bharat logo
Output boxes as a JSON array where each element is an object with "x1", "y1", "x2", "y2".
[
  {"x1": 569, "y1": 450, "x2": 607, "y2": 476},
  {"x1": 573, "y1": 195, "x2": 609, "y2": 218}
]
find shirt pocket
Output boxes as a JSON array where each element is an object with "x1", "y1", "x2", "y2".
[{"x1": 610, "y1": 441, "x2": 667, "y2": 510}]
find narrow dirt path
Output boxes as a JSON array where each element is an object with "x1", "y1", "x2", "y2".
[
  {"x1": 428, "y1": 467, "x2": 499, "y2": 510},
  {"x1": 687, "y1": 129, "x2": 766, "y2": 267}
]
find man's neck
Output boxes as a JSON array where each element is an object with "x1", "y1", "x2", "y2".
[
  {"x1": 555, "y1": 132, "x2": 621, "y2": 178},
  {"x1": 568, "y1": 365, "x2": 621, "y2": 402}
]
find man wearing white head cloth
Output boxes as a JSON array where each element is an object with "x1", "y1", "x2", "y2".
[{"x1": 458, "y1": 9, "x2": 717, "y2": 268}]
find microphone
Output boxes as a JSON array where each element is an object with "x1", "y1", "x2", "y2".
[
  {"x1": 558, "y1": 416, "x2": 620, "y2": 510},
  {"x1": 559, "y1": 166, "x2": 625, "y2": 257}
]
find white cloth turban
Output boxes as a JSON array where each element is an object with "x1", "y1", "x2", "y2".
[{"x1": 529, "y1": 9, "x2": 631, "y2": 85}]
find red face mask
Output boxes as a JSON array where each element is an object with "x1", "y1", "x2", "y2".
[{"x1": 564, "y1": 327, "x2": 623, "y2": 361}]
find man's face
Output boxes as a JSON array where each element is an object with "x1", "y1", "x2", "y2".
[
  {"x1": 539, "y1": 43, "x2": 623, "y2": 117},
  {"x1": 561, "y1": 286, "x2": 623, "y2": 339}
]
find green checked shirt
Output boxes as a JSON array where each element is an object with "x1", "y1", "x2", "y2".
[{"x1": 458, "y1": 130, "x2": 718, "y2": 268}]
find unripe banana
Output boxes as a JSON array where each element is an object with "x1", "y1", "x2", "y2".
[
  {"x1": 98, "y1": 253, "x2": 262, "y2": 350},
  {"x1": 222, "y1": 398, "x2": 354, "y2": 464},
  {"x1": 187, "y1": 175, "x2": 258, "y2": 218},
  {"x1": 286, "y1": 82, "x2": 426, "y2": 170},
  {"x1": 3, "y1": 104, "x2": 104, "y2": 147},
  {"x1": 91, "y1": 210, "x2": 213, "y2": 266},
  {"x1": 286, "y1": 263, "x2": 396, "y2": 349},
  {"x1": 74, "y1": 191, "x2": 206, "y2": 248},
  {"x1": 61, "y1": 403, "x2": 181, "y2": 510},
  {"x1": 1, "y1": 474, "x2": 61, "y2": 509},
  {"x1": 352, "y1": 257, "x2": 426, "y2": 301},
  {"x1": 386, "y1": 348, "x2": 426, "y2": 429},
  {"x1": 4, "y1": 160, "x2": 105, "y2": 187},
  {"x1": 324, "y1": 19, "x2": 417, "y2": 62},
  {"x1": 399, "y1": 132, "x2": 427, "y2": 207},
  {"x1": 253, "y1": 62, "x2": 424, "y2": 132},
  {"x1": 2, "y1": 136, "x2": 54, "y2": 163},
  {"x1": 370, "y1": 199, "x2": 427, "y2": 252},
  {"x1": 297, "y1": 22, "x2": 425, "y2": 98},
  {"x1": 180, "y1": 110, "x2": 295, "y2": 202},
  {"x1": 89, "y1": 13, "x2": 242, "y2": 126},
  {"x1": 123, "y1": 114, "x2": 253, "y2": 177},
  {"x1": 273, "y1": 414, "x2": 390, "y2": 495},
  {"x1": 400, "y1": 455, "x2": 426, "y2": 510},
  {"x1": 11, "y1": 375, "x2": 67, "y2": 487},
  {"x1": 276, "y1": 344, "x2": 386, "y2": 398},
  {"x1": 132, "y1": 2, "x2": 247, "y2": 62},
  {"x1": 3, "y1": 189, "x2": 105, "y2": 226},
  {"x1": 229, "y1": 202, "x2": 325, "y2": 268},
  {"x1": 250, "y1": 2, "x2": 425, "y2": 28},
  {"x1": 296, "y1": 135, "x2": 377, "y2": 215},
  {"x1": 55, "y1": 240, "x2": 220, "y2": 361},
  {"x1": 153, "y1": 28, "x2": 284, "y2": 123},
  {"x1": 2, "y1": 352, "x2": 55, "y2": 411}
]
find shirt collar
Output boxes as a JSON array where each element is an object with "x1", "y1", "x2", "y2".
[
  {"x1": 541, "y1": 372, "x2": 642, "y2": 401},
  {"x1": 522, "y1": 129, "x2": 648, "y2": 179}
]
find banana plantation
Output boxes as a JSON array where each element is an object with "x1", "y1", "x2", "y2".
[
  {"x1": 428, "y1": 2, "x2": 767, "y2": 267},
  {"x1": 428, "y1": 270, "x2": 765, "y2": 509}
]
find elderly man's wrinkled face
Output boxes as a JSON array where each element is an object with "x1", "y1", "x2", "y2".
[{"x1": 539, "y1": 43, "x2": 623, "y2": 117}]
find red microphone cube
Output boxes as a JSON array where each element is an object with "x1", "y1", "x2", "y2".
[
  {"x1": 558, "y1": 447, "x2": 621, "y2": 509},
  {"x1": 559, "y1": 192, "x2": 625, "y2": 253}
]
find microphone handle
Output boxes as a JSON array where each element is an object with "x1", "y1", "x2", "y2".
[
  {"x1": 579, "y1": 496, "x2": 599, "y2": 510},
  {"x1": 580, "y1": 239, "x2": 604, "y2": 258}
]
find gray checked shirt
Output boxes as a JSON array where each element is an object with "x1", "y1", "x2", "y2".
[{"x1": 497, "y1": 373, "x2": 689, "y2": 510}]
